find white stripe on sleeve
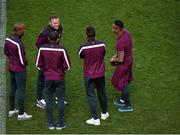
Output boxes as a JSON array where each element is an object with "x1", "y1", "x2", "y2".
[
  {"x1": 39, "y1": 48, "x2": 70, "y2": 70},
  {"x1": 5, "y1": 38, "x2": 24, "y2": 66},
  {"x1": 78, "y1": 43, "x2": 105, "y2": 56},
  {"x1": 35, "y1": 49, "x2": 41, "y2": 70}
]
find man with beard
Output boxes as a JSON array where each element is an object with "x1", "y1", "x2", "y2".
[{"x1": 110, "y1": 20, "x2": 133, "y2": 112}]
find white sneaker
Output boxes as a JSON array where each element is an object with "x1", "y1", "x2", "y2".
[
  {"x1": 36, "y1": 99, "x2": 46, "y2": 108},
  {"x1": 8, "y1": 109, "x2": 19, "y2": 117},
  {"x1": 101, "y1": 112, "x2": 109, "y2": 120},
  {"x1": 18, "y1": 112, "x2": 32, "y2": 121},
  {"x1": 86, "y1": 118, "x2": 100, "y2": 126}
]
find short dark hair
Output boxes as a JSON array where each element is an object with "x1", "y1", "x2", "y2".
[
  {"x1": 49, "y1": 15, "x2": 59, "y2": 21},
  {"x1": 48, "y1": 31, "x2": 60, "y2": 41},
  {"x1": 86, "y1": 26, "x2": 96, "y2": 37},
  {"x1": 114, "y1": 20, "x2": 124, "y2": 28},
  {"x1": 14, "y1": 22, "x2": 25, "y2": 32}
]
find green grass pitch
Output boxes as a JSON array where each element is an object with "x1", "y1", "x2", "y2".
[{"x1": 5, "y1": 0, "x2": 180, "y2": 134}]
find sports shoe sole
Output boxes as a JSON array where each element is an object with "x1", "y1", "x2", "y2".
[
  {"x1": 17, "y1": 117, "x2": 32, "y2": 121},
  {"x1": 56, "y1": 125, "x2": 66, "y2": 130},
  {"x1": 101, "y1": 115, "x2": 109, "y2": 120},
  {"x1": 118, "y1": 108, "x2": 133, "y2": 112},
  {"x1": 86, "y1": 121, "x2": 100, "y2": 126},
  {"x1": 86, "y1": 123, "x2": 100, "y2": 126},
  {"x1": 49, "y1": 127, "x2": 55, "y2": 130},
  {"x1": 36, "y1": 103, "x2": 45, "y2": 109}
]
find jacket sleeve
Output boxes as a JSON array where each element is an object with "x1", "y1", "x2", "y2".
[
  {"x1": 104, "y1": 45, "x2": 106, "y2": 56},
  {"x1": 35, "y1": 49, "x2": 44, "y2": 70},
  {"x1": 78, "y1": 45, "x2": 84, "y2": 58},
  {"x1": 4, "y1": 41, "x2": 10, "y2": 57},
  {"x1": 35, "y1": 29, "x2": 48, "y2": 49},
  {"x1": 5, "y1": 38, "x2": 27, "y2": 67},
  {"x1": 20, "y1": 45, "x2": 28, "y2": 66},
  {"x1": 62, "y1": 49, "x2": 71, "y2": 71}
]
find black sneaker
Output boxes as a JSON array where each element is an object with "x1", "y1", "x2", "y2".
[{"x1": 114, "y1": 99, "x2": 125, "y2": 107}]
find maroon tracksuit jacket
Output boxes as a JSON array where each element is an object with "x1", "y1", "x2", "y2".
[
  {"x1": 35, "y1": 43, "x2": 70, "y2": 80},
  {"x1": 78, "y1": 39, "x2": 106, "y2": 78},
  {"x1": 4, "y1": 34, "x2": 28, "y2": 72},
  {"x1": 36, "y1": 25, "x2": 62, "y2": 49}
]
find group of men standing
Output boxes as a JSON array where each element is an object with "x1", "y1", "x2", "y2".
[{"x1": 4, "y1": 15, "x2": 133, "y2": 130}]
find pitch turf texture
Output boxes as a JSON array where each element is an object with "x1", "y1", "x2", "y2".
[{"x1": 5, "y1": 0, "x2": 180, "y2": 134}]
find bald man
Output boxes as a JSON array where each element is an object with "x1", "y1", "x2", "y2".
[{"x1": 4, "y1": 23, "x2": 32, "y2": 120}]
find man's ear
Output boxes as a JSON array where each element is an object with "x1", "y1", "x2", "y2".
[{"x1": 49, "y1": 21, "x2": 51, "y2": 26}]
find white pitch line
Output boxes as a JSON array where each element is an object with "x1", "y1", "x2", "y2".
[{"x1": 0, "y1": 0, "x2": 6, "y2": 134}]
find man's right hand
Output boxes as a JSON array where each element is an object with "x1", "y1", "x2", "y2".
[{"x1": 110, "y1": 58, "x2": 117, "y2": 66}]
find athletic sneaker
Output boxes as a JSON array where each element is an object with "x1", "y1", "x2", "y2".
[
  {"x1": 86, "y1": 118, "x2": 100, "y2": 126},
  {"x1": 36, "y1": 99, "x2": 46, "y2": 109},
  {"x1": 101, "y1": 112, "x2": 109, "y2": 120},
  {"x1": 8, "y1": 109, "x2": 19, "y2": 117},
  {"x1": 118, "y1": 106, "x2": 133, "y2": 112},
  {"x1": 48, "y1": 124, "x2": 55, "y2": 130},
  {"x1": 56, "y1": 123, "x2": 66, "y2": 130},
  {"x1": 17, "y1": 112, "x2": 32, "y2": 121},
  {"x1": 114, "y1": 99, "x2": 125, "y2": 107},
  {"x1": 55, "y1": 97, "x2": 68, "y2": 105}
]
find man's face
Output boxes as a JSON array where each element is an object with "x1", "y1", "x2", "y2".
[
  {"x1": 49, "y1": 18, "x2": 60, "y2": 30},
  {"x1": 112, "y1": 23, "x2": 121, "y2": 35},
  {"x1": 17, "y1": 25, "x2": 25, "y2": 37}
]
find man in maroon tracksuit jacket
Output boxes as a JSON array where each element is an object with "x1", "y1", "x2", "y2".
[
  {"x1": 35, "y1": 16, "x2": 67, "y2": 108},
  {"x1": 36, "y1": 31, "x2": 70, "y2": 130},
  {"x1": 78, "y1": 26, "x2": 109, "y2": 126},
  {"x1": 110, "y1": 20, "x2": 133, "y2": 112},
  {"x1": 4, "y1": 22, "x2": 32, "y2": 120}
]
